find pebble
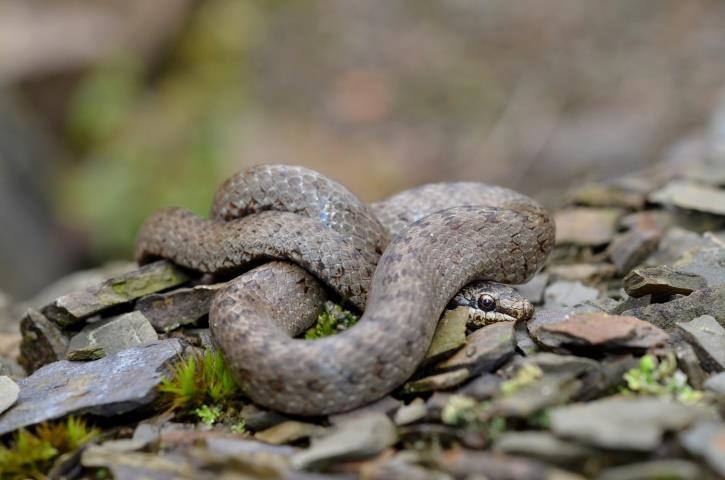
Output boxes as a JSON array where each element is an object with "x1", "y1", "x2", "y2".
[
  {"x1": 255, "y1": 420, "x2": 326, "y2": 445},
  {"x1": 393, "y1": 398, "x2": 427, "y2": 426},
  {"x1": 66, "y1": 311, "x2": 158, "y2": 359},
  {"x1": 403, "y1": 369, "x2": 471, "y2": 394},
  {"x1": 493, "y1": 431, "x2": 595, "y2": 465},
  {"x1": 0, "y1": 339, "x2": 183, "y2": 435}
]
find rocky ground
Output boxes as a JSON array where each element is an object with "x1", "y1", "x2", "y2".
[{"x1": 2, "y1": 116, "x2": 725, "y2": 480}]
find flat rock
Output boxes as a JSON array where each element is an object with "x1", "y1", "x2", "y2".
[
  {"x1": 534, "y1": 312, "x2": 668, "y2": 354},
  {"x1": 290, "y1": 413, "x2": 397, "y2": 471},
  {"x1": 328, "y1": 395, "x2": 402, "y2": 426},
  {"x1": 554, "y1": 208, "x2": 622, "y2": 246},
  {"x1": 82, "y1": 448, "x2": 195, "y2": 480},
  {"x1": 547, "y1": 263, "x2": 616, "y2": 283},
  {"x1": 704, "y1": 371, "x2": 725, "y2": 395},
  {"x1": 569, "y1": 182, "x2": 646, "y2": 210},
  {"x1": 436, "y1": 321, "x2": 515, "y2": 376},
  {"x1": 403, "y1": 369, "x2": 471, "y2": 394},
  {"x1": 424, "y1": 307, "x2": 468, "y2": 364},
  {"x1": 673, "y1": 241, "x2": 725, "y2": 288},
  {"x1": 494, "y1": 431, "x2": 595, "y2": 465},
  {"x1": 454, "y1": 373, "x2": 502, "y2": 401},
  {"x1": 646, "y1": 228, "x2": 710, "y2": 266},
  {"x1": 549, "y1": 396, "x2": 716, "y2": 451},
  {"x1": 0, "y1": 375, "x2": 19, "y2": 414},
  {"x1": 255, "y1": 420, "x2": 325, "y2": 445},
  {"x1": 393, "y1": 398, "x2": 427, "y2": 426},
  {"x1": 649, "y1": 180, "x2": 725, "y2": 216},
  {"x1": 438, "y1": 448, "x2": 586, "y2": 480},
  {"x1": 544, "y1": 281, "x2": 599, "y2": 308},
  {"x1": 136, "y1": 283, "x2": 225, "y2": 333},
  {"x1": 66, "y1": 311, "x2": 158, "y2": 359},
  {"x1": 513, "y1": 273, "x2": 550, "y2": 304},
  {"x1": 597, "y1": 459, "x2": 703, "y2": 480},
  {"x1": 607, "y1": 227, "x2": 662, "y2": 275},
  {"x1": 623, "y1": 265, "x2": 707, "y2": 299},
  {"x1": 18, "y1": 308, "x2": 69, "y2": 372},
  {"x1": 42, "y1": 260, "x2": 190, "y2": 328},
  {"x1": 0, "y1": 357, "x2": 25, "y2": 380},
  {"x1": 674, "y1": 341, "x2": 708, "y2": 389},
  {"x1": 676, "y1": 315, "x2": 725, "y2": 372},
  {"x1": 624, "y1": 286, "x2": 725, "y2": 330},
  {"x1": 0, "y1": 339, "x2": 183, "y2": 435},
  {"x1": 679, "y1": 422, "x2": 725, "y2": 477}
]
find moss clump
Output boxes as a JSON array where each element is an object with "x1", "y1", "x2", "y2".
[
  {"x1": 304, "y1": 301, "x2": 359, "y2": 339},
  {"x1": 622, "y1": 353, "x2": 704, "y2": 403},
  {"x1": 158, "y1": 350, "x2": 249, "y2": 431},
  {"x1": 0, "y1": 417, "x2": 99, "y2": 479},
  {"x1": 159, "y1": 350, "x2": 240, "y2": 412},
  {"x1": 500, "y1": 363, "x2": 544, "y2": 396}
]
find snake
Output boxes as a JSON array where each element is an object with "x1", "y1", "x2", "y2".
[{"x1": 135, "y1": 165, "x2": 555, "y2": 415}]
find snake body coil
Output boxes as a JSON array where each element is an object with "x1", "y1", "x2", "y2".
[{"x1": 136, "y1": 165, "x2": 555, "y2": 415}]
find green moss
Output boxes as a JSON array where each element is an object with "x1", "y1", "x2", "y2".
[
  {"x1": 500, "y1": 363, "x2": 543, "y2": 396},
  {"x1": 0, "y1": 417, "x2": 99, "y2": 480},
  {"x1": 194, "y1": 404, "x2": 222, "y2": 425},
  {"x1": 621, "y1": 353, "x2": 704, "y2": 403},
  {"x1": 158, "y1": 350, "x2": 240, "y2": 413},
  {"x1": 304, "y1": 301, "x2": 359, "y2": 339}
]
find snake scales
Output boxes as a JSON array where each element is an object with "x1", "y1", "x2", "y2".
[{"x1": 136, "y1": 165, "x2": 555, "y2": 415}]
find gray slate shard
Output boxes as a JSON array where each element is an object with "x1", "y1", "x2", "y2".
[
  {"x1": 673, "y1": 241, "x2": 725, "y2": 288},
  {"x1": 550, "y1": 397, "x2": 716, "y2": 451},
  {"x1": 136, "y1": 283, "x2": 225, "y2": 333},
  {"x1": 679, "y1": 422, "x2": 725, "y2": 477},
  {"x1": 0, "y1": 339, "x2": 183, "y2": 435},
  {"x1": 42, "y1": 260, "x2": 190, "y2": 328},
  {"x1": 290, "y1": 413, "x2": 397, "y2": 471},
  {"x1": 623, "y1": 286, "x2": 725, "y2": 330},
  {"x1": 623, "y1": 265, "x2": 707, "y2": 299},
  {"x1": 436, "y1": 321, "x2": 515, "y2": 376},
  {"x1": 66, "y1": 311, "x2": 159, "y2": 359},
  {"x1": 597, "y1": 459, "x2": 703, "y2": 480},
  {"x1": 18, "y1": 308, "x2": 69, "y2": 372},
  {"x1": 676, "y1": 315, "x2": 725, "y2": 372},
  {"x1": 0, "y1": 375, "x2": 19, "y2": 415}
]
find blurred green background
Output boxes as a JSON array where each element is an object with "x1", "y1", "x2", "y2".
[{"x1": 1, "y1": 0, "x2": 725, "y2": 298}]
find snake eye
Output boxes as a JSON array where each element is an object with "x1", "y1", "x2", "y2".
[{"x1": 478, "y1": 294, "x2": 496, "y2": 312}]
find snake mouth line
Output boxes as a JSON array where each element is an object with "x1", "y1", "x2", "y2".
[{"x1": 465, "y1": 307, "x2": 519, "y2": 328}]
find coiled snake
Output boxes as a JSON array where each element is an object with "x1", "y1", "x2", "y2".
[{"x1": 136, "y1": 165, "x2": 555, "y2": 415}]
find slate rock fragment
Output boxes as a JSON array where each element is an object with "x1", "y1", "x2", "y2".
[
  {"x1": 544, "y1": 281, "x2": 599, "y2": 308},
  {"x1": 0, "y1": 375, "x2": 19, "y2": 415},
  {"x1": 290, "y1": 413, "x2": 397, "y2": 471},
  {"x1": 18, "y1": 308, "x2": 69, "y2": 372},
  {"x1": 424, "y1": 307, "x2": 468, "y2": 364},
  {"x1": 66, "y1": 311, "x2": 159, "y2": 360},
  {"x1": 597, "y1": 459, "x2": 703, "y2": 480},
  {"x1": 550, "y1": 397, "x2": 716, "y2": 451},
  {"x1": 554, "y1": 208, "x2": 622, "y2": 246},
  {"x1": 494, "y1": 431, "x2": 595, "y2": 466},
  {"x1": 436, "y1": 321, "x2": 515, "y2": 376},
  {"x1": 42, "y1": 260, "x2": 190, "y2": 328},
  {"x1": 679, "y1": 422, "x2": 725, "y2": 478},
  {"x1": 623, "y1": 265, "x2": 707, "y2": 299},
  {"x1": 534, "y1": 312, "x2": 668, "y2": 354},
  {"x1": 649, "y1": 180, "x2": 725, "y2": 216},
  {"x1": 0, "y1": 339, "x2": 183, "y2": 435},
  {"x1": 676, "y1": 315, "x2": 725, "y2": 372},
  {"x1": 136, "y1": 283, "x2": 225, "y2": 333},
  {"x1": 623, "y1": 286, "x2": 725, "y2": 330}
]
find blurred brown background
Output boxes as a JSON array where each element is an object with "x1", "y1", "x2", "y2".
[{"x1": 1, "y1": 0, "x2": 724, "y2": 299}]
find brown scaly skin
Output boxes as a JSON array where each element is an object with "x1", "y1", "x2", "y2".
[{"x1": 135, "y1": 165, "x2": 555, "y2": 415}]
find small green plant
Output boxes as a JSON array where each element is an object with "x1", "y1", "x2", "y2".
[
  {"x1": 158, "y1": 349, "x2": 240, "y2": 412},
  {"x1": 304, "y1": 301, "x2": 359, "y2": 339},
  {"x1": 194, "y1": 405, "x2": 222, "y2": 425},
  {"x1": 230, "y1": 420, "x2": 247, "y2": 434},
  {"x1": 622, "y1": 353, "x2": 704, "y2": 403},
  {"x1": 441, "y1": 396, "x2": 506, "y2": 439},
  {"x1": 500, "y1": 363, "x2": 543, "y2": 396},
  {"x1": 0, "y1": 417, "x2": 99, "y2": 479}
]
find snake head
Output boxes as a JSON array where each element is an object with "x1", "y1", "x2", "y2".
[{"x1": 447, "y1": 281, "x2": 534, "y2": 328}]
